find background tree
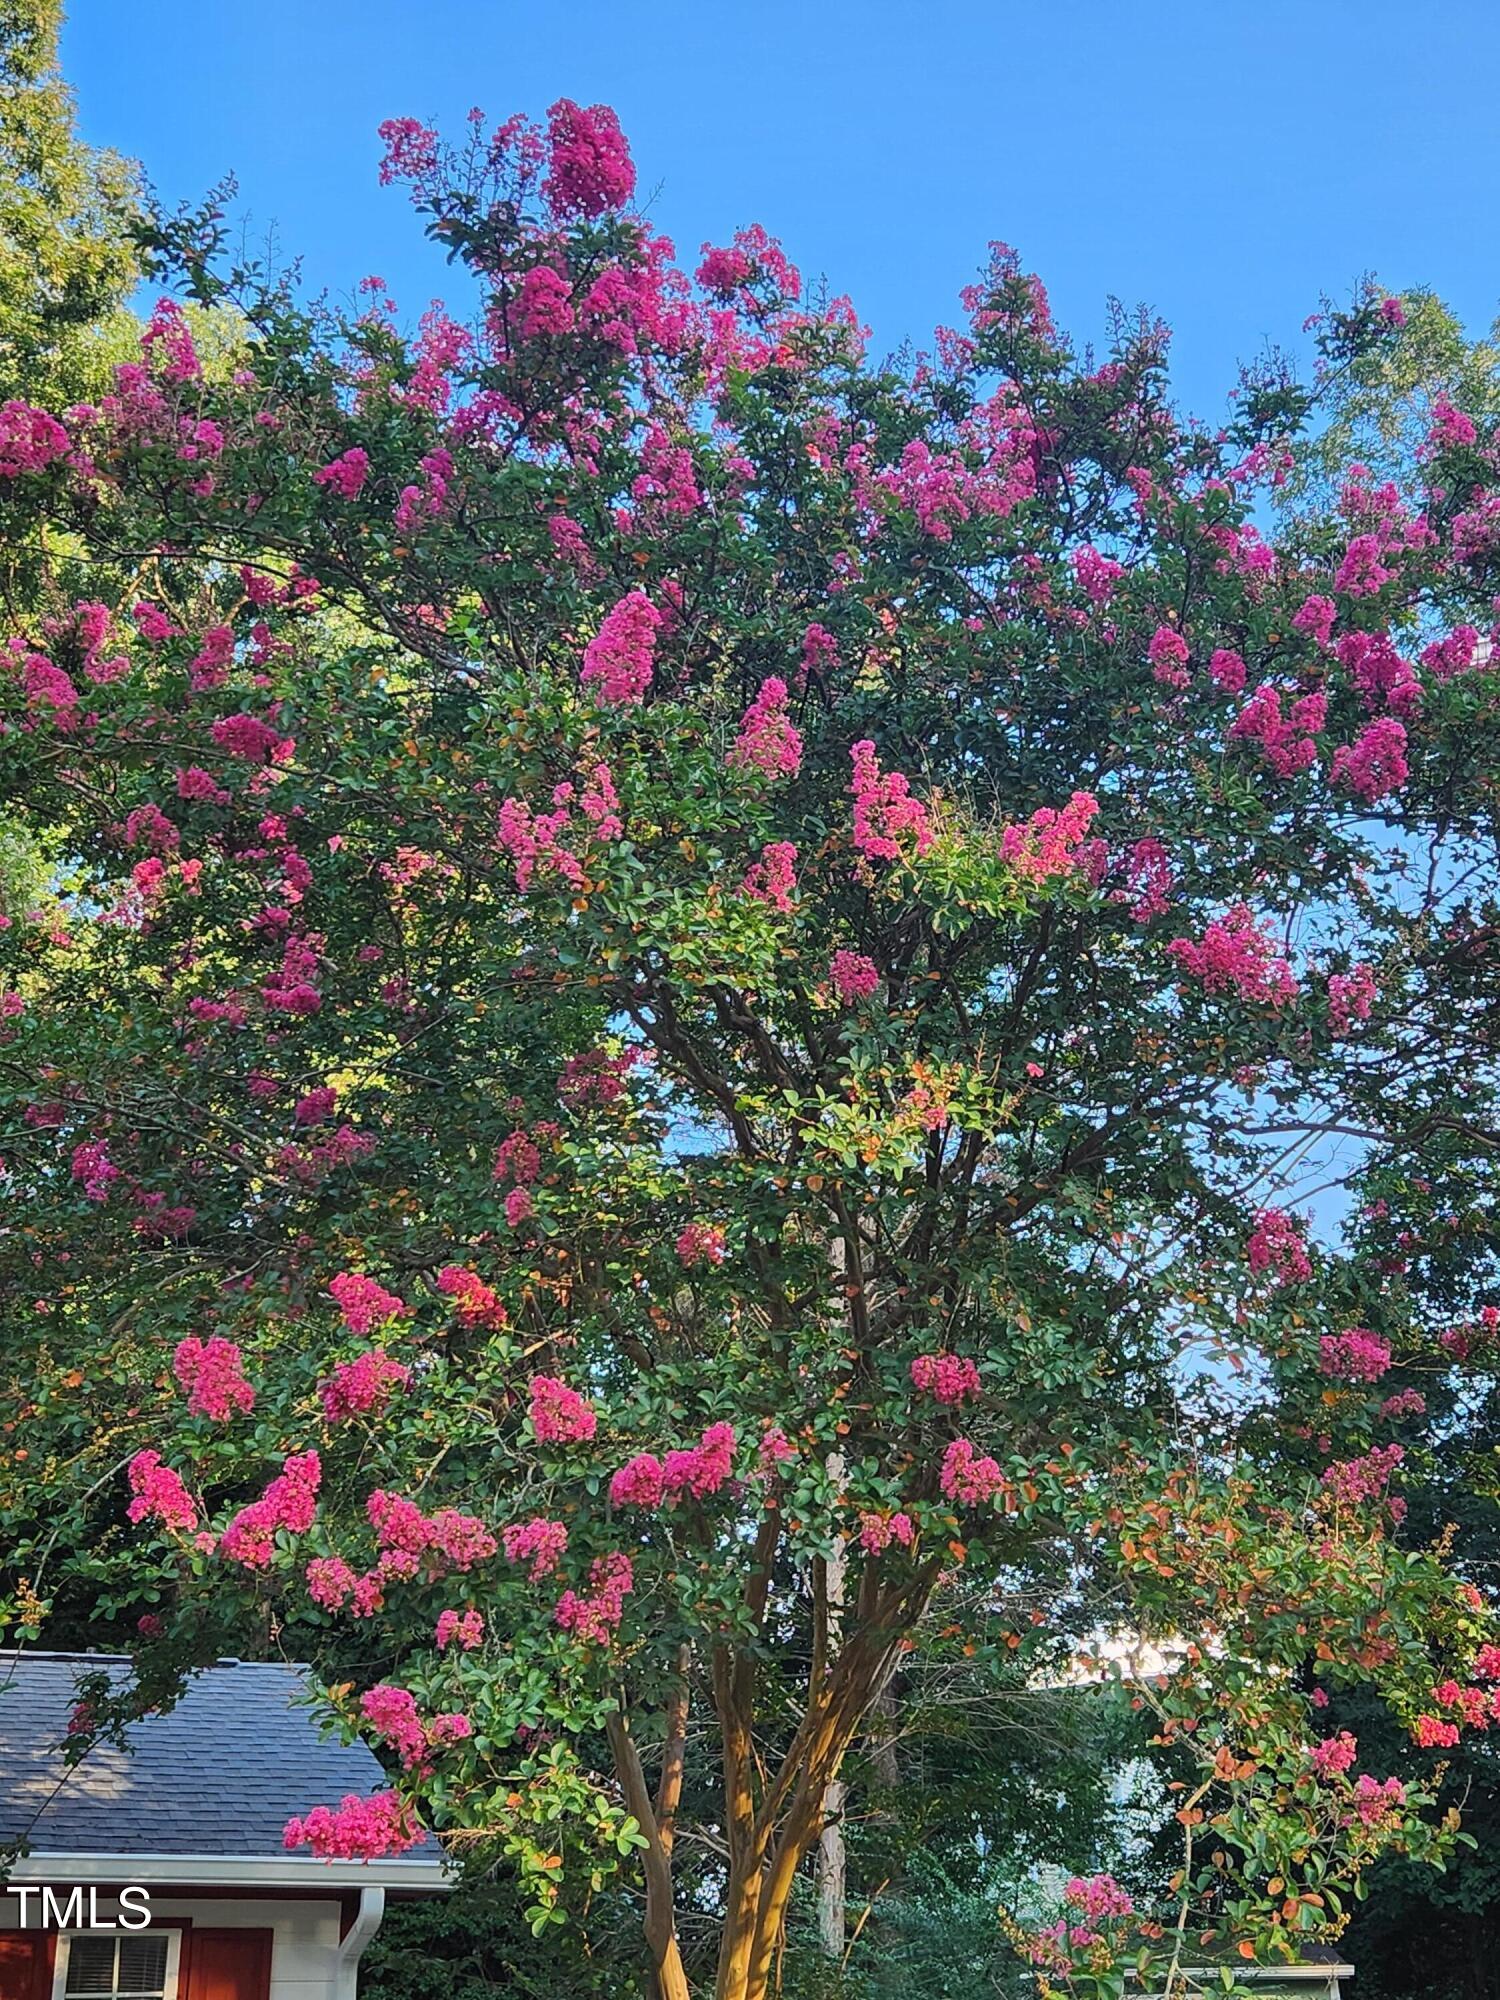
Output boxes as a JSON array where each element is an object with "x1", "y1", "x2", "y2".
[{"x1": 0, "y1": 0, "x2": 140, "y2": 405}]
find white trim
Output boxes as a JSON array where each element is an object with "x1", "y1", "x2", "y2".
[
  {"x1": 9, "y1": 1852, "x2": 448, "y2": 1891},
  {"x1": 51, "y1": 1928, "x2": 182, "y2": 2000},
  {"x1": 1131, "y1": 1975, "x2": 1354, "y2": 1997}
]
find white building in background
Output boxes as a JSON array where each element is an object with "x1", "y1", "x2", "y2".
[{"x1": 0, "y1": 1654, "x2": 449, "y2": 2000}]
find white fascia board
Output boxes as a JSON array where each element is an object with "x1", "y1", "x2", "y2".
[{"x1": 6, "y1": 1852, "x2": 450, "y2": 1890}]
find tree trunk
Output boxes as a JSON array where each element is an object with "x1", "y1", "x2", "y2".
[
  {"x1": 607, "y1": 1710, "x2": 693, "y2": 2000},
  {"x1": 815, "y1": 1774, "x2": 847, "y2": 1958},
  {"x1": 813, "y1": 1472, "x2": 848, "y2": 1961}
]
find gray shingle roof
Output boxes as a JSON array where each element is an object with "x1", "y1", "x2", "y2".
[{"x1": 0, "y1": 1652, "x2": 429, "y2": 1865}]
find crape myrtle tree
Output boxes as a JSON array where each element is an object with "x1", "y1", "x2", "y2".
[{"x1": 3, "y1": 98, "x2": 1500, "y2": 2000}]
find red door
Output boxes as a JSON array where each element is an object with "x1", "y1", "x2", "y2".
[
  {"x1": 182, "y1": 1929, "x2": 272, "y2": 2000},
  {"x1": 0, "y1": 1935, "x2": 54, "y2": 2000}
]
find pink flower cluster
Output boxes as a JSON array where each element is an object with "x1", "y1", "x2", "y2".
[
  {"x1": 436, "y1": 1607, "x2": 485, "y2": 1652},
  {"x1": 1426, "y1": 395, "x2": 1477, "y2": 452},
  {"x1": 1168, "y1": 904, "x2": 1298, "y2": 1007},
  {"x1": 393, "y1": 447, "x2": 453, "y2": 535},
  {"x1": 141, "y1": 298, "x2": 201, "y2": 381},
  {"x1": 874, "y1": 434, "x2": 1032, "y2": 542},
  {"x1": 502, "y1": 1516, "x2": 570, "y2": 1580},
  {"x1": 1228, "y1": 684, "x2": 1327, "y2": 777},
  {"x1": 1352, "y1": 1774, "x2": 1407, "y2": 1826},
  {"x1": 910, "y1": 1352, "x2": 982, "y2": 1406},
  {"x1": 555, "y1": 1551, "x2": 634, "y2": 1643},
  {"x1": 1063, "y1": 1874, "x2": 1134, "y2": 1920},
  {"x1": 1440, "y1": 1306, "x2": 1500, "y2": 1361},
  {"x1": 1246, "y1": 1209, "x2": 1313, "y2": 1286},
  {"x1": 173, "y1": 1335, "x2": 256, "y2": 1422},
  {"x1": 71, "y1": 1138, "x2": 119, "y2": 1202},
  {"x1": 676, "y1": 1221, "x2": 727, "y2": 1267},
  {"x1": 528, "y1": 1374, "x2": 597, "y2": 1444},
  {"x1": 328, "y1": 1271, "x2": 408, "y2": 1335},
  {"x1": 494, "y1": 1128, "x2": 544, "y2": 1188},
  {"x1": 367, "y1": 1486, "x2": 497, "y2": 1578},
  {"x1": 17, "y1": 648, "x2": 78, "y2": 724},
  {"x1": 497, "y1": 769, "x2": 620, "y2": 893},
  {"x1": 850, "y1": 740, "x2": 932, "y2": 862},
  {"x1": 828, "y1": 949, "x2": 880, "y2": 1003},
  {"x1": 1336, "y1": 630, "x2": 1422, "y2": 716},
  {"x1": 696, "y1": 223, "x2": 800, "y2": 300},
  {"x1": 1000, "y1": 791, "x2": 1102, "y2": 884},
  {"x1": 274, "y1": 1124, "x2": 374, "y2": 1187},
  {"x1": 1071, "y1": 546, "x2": 1123, "y2": 604},
  {"x1": 295, "y1": 1087, "x2": 337, "y2": 1127},
  {"x1": 1413, "y1": 1713, "x2": 1460, "y2": 1749},
  {"x1": 610, "y1": 1421, "x2": 738, "y2": 1508},
  {"x1": 631, "y1": 422, "x2": 699, "y2": 516},
  {"x1": 743, "y1": 840, "x2": 798, "y2": 910},
  {"x1": 306, "y1": 1557, "x2": 369, "y2": 1615},
  {"x1": 1327, "y1": 963, "x2": 1377, "y2": 1032},
  {"x1": 1427, "y1": 1678, "x2": 1500, "y2": 1733},
  {"x1": 312, "y1": 447, "x2": 370, "y2": 499},
  {"x1": 1292, "y1": 594, "x2": 1337, "y2": 646},
  {"x1": 800, "y1": 622, "x2": 838, "y2": 685},
  {"x1": 212, "y1": 712, "x2": 292, "y2": 764},
  {"x1": 1334, "y1": 532, "x2": 1393, "y2": 597},
  {"x1": 1321, "y1": 1443, "x2": 1404, "y2": 1507},
  {"x1": 494, "y1": 1121, "x2": 556, "y2": 1227},
  {"x1": 360, "y1": 1683, "x2": 471, "y2": 1772},
  {"x1": 518, "y1": 266, "x2": 575, "y2": 339},
  {"x1": 542, "y1": 98, "x2": 635, "y2": 218},
  {"x1": 940, "y1": 1436, "x2": 1008, "y2": 1506},
  {"x1": 581, "y1": 590, "x2": 659, "y2": 704},
  {"x1": 759, "y1": 1425, "x2": 796, "y2": 1471},
  {"x1": 1123, "y1": 837, "x2": 1174, "y2": 922},
  {"x1": 320, "y1": 1348, "x2": 412, "y2": 1422},
  {"x1": 126, "y1": 1450, "x2": 197, "y2": 1531},
  {"x1": 1421, "y1": 625, "x2": 1483, "y2": 680},
  {"x1": 730, "y1": 676, "x2": 803, "y2": 778},
  {"x1": 0, "y1": 400, "x2": 70, "y2": 477},
  {"x1": 435, "y1": 1265, "x2": 509, "y2": 1329},
  {"x1": 360, "y1": 1683, "x2": 428, "y2": 1768},
  {"x1": 262, "y1": 933, "x2": 321, "y2": 1015},
  {"x1": 309, "y1": 1489, "x2": 492, "y2": 1620},
  {"x1": 219, "y1": 1451, "x2": 322, "y2": 1568},
  {"x1": 1330, "y1": 718, "x2": 1409, "y2": 803},
  {"x1": 557, "y1": 1045, "x2": 640, "y2": 1107},
  {"x1": 1319, "y1": 1327, "x2": 1393, "y2": 1384},
  {"x1": 1310, "y1": 1731, "x2": 1358, "y2": 1778},
  {"x1": 284, "y1": 1792, "x2": 425, "y2": 1860},
  {"x1": 858, "y1": 1510, "x2": 915, "y2": 1553},
  {"x1": 1148, "y1": 625, "x2": 1190, "y2": 688}
]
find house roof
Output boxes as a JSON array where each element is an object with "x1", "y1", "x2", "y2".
[{"x1": 0, "y1": 1652, "x2": 448, "y2": 1889}]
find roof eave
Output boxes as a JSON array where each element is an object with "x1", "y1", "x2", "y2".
[{"x1": 5, "y1": 1851, "x2": 451, "y2": 1892}]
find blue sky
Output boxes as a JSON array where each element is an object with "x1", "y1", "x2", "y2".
[{"x1": 63, "y1": 1, "x2": 1500, "y2": 424}]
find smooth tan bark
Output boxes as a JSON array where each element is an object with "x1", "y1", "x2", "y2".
[{"x1": 608, "y1": 1710, "x2": 693, "y2": 2000}]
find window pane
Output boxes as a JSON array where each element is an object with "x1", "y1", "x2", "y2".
[
  {"x1": 116, "y1": 1936, "x2": 169, "y2": 1997},
  {"x1": 64, "y1": 1937, "x2": 118, "y2": 1996},
  {"x1": 63, "y1": 1933, "x2": 169, "y2": 2000}
]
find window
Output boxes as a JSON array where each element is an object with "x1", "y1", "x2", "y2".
[{"x1": 52, "y1": 1933, "x2": 180, "y2": 2000}]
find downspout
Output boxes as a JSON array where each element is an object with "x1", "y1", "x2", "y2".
[{"x1": 335, "y1": 1884, "x2": 385, "y2": 1999}]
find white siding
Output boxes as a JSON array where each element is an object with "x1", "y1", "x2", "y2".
[{"x1": 0, "y1": 1891, "x2": 358, "y2": 2000}]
